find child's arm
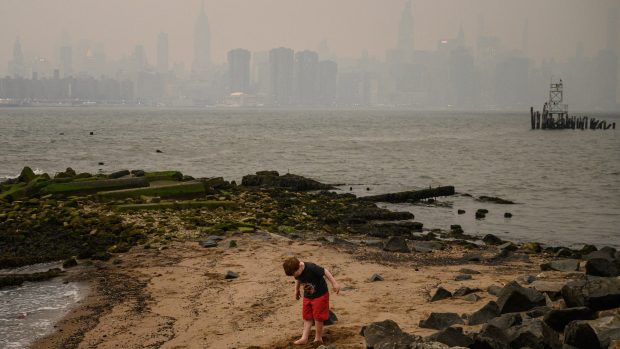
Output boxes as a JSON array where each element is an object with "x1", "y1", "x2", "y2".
[
  {"x1": 323, "y1": 269, "x2": 340, "y2": 294},
  {"x1": 295, "y1": 280, "x2": 301, "y2": 300}
]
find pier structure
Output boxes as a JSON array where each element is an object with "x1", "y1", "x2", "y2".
[{"x1": 530, "y1": 79, "x2": 615, "y2": 130}]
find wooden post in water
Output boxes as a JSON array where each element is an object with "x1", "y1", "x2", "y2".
[
  {"x1": 530, "y1": 107, "x2": 535, "y2": 129},
  {"x1": 536, "y1": 111, "x2": 541, "y2": 129},
  {"x1": 613, "y1": 122, "x2": 616, "y2": 130}
]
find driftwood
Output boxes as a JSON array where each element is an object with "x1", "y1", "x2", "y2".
[{"x1": 360, "y1": 186, "x2": 455, "y2": 203}]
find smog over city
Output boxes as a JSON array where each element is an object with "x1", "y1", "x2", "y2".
[{"x1": 1, "y1": 0, "x2": 618, "y2": 109}]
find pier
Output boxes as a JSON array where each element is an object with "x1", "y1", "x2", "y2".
[{"x1": 530, "y1": 80, "x2": 615, "y2": 130}]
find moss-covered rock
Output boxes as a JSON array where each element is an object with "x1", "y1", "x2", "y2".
[
  {"x1": 114, "y1": 200, "x2": 236, "y2": 212},
  {"x1": 42, "y1": 177, "x2": 149, "y2": 197},
  {"x1": 144, "y1": 171, "x2": 183, "y2": 182},
  {"x1": 98, "y1": 182, "x2": 206, "y2": 201}
]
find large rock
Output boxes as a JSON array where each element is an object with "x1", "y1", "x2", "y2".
[
  {"x1": 430, "y1": 287, "x2": 452, "y2": 302},
  {"x1": 540, "y1": 259, "x2": 580, "y2": 272},
  {"x1": 241, "y1": 172, "x2": 333, "y2": 191},
  {"x1": 467, "y1": 301, "x2": 501, "y2": 325},
  {"x1": 496, "y1": 281, "x2": 546, "y2": 314},
  {"x1": 585, "y1": 258, "x2": 620, "y2": 277},
  {"x1": 486, "y1": 313, "x2": 523, "y2": 330},
  {"x1": 564, "y1": 315, "x2": 620, "y2": 349},
  {"x1": 483, "y1": 234, "x2": 503, "y2": 245},
  {"x1": 543, "y1": 307, "x2": 596, "y2": 332},
  {"x1": 419, "y1": 313, "x2": 464, "y2": 330},
  {"x1": 453, "y1": 287, "x2": 480, "y2": 297},
  {"x1": 506, "y1": 318, "x2": 561, "y2": 349},
  {"x1": 561, "y1": 277, "x2": 620, "y2": 311},
  {"x1": 383, "y1": 236, "x2": 411, "y2": 253},
  {"x1": 472, "y1": 325, "x2": 511, "y2": 349},
  {"x1": 361, "y1": 319, "x2": 418, "y2": 348},
  {"x1": 530, "y1": 280, "x2": 566, "y2": 300},
  {"x1": 426, "y1": 327, "x2": 473, "y2": 348}
]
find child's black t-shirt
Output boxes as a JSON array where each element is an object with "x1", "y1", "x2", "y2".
[{"x1": 296, "y1": 262, "x2": 328, "y2": 299}]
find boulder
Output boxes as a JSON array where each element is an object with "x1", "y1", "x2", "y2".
[
  {"x1": 361, "y1": 319, "x2": 418, "y2": 348},
  {"x1": 496, "y1": 281, "x2": 546, "y2": 314},
  {"x1": 108, "y1": 170, "x2": 130, "y2": 179},
  {"x1": 561, "y1": 277, "x2": 620, "y2": 310},
  {"x1": 498, "y1": 242, "x2": 517, "y2": 252},
  {"x1": 472, "y1": 325, "x2": 511, "y2": 349},
  {"x1": 506, "y1": 318, "x2": 561, "y2": 349},
  {"x1": 555, "y1": 248, "x2": 575, "y2": 258},
  {"x1": 430, "y1": 287, "x2": 452, "y2": 302},
  {"x1": 458, "y1": 268, "x2": 481, "y2": 275},
  {"x1": 62, "y1": 257, "x2": 78, "y2": 268},
  {"x1": 455, "y1": 274, "x2": 473, "y2": 281},
  {"x1": 543, "y1": 307, "x2": 596, "y2": 332},
  {"x1": 453, "y1": 287, "x2": 480, "y2": 297},
  {"x1": 486, "y1": 313, "x2": 522, "y2": 330},
  {"x1": 419, "y1": 313, "x2": 465, "y2": 330},
  {"x1": 530, "y1": 280, "x2": 566, "y2": 300},
  {"x1": 200, "y1": 241, "x2": 218, "y2": 248},
  {"x1": 520, "y1": 242, "x2": 542, "y2": 254},
  {"x1": 241, "y1": 172, "x2": 333, "y2": 191},
  {"x1": 525, "y1": 306, "x2": 552, "y2": 319},
  {"x1": 324, "y1": 310, "x2": 338, "y2": 326},
  {"x1": 426, "y1": 327, "x2": 473, "y2": 348},
  {"x1": 18, "y1": 166, "x2": 36, "y2": 183},
  {"x1": 564, "y1": 316, "x2": 620, "y2": 349},
  {"x1": 585, "y1": 258, "x2": 620, "y2": 277},
  {"x1": 540, "y1": 259, "x2": 580, "y2": 272},
  {"x1": 464, "y1": 294, "x2": 482, "y2": 302},
  {"x1": 467, "y1": 301, "x2": 501, "y2": 325},
  {"x1": 585, "y1": 248, "x2": 616, "y2": 261},
  {"x1": 413, "y1": 241, "x2": 444, "y2": 253},
  {"x1": 483, "y1": 234, "x2": 503, "y2": 245},
  {"x1": 225, "y1": 271, "x2": 238, "y2": 279},
  {"x1": 369, "y1": 274, "x2": 384, "y2": 282},
  {"x1": 383, "y1": 236, "x2": 411, "y2": 253}
]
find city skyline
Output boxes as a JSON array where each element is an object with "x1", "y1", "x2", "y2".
[
  {"x1": 1, "y1": 0, "x2": 618, "y2": 72},
  {"x1": 1, "y1": 0, "x2": 619, "y2": 110}
]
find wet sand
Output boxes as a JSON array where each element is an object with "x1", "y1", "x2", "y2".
[{"x1": 32, "y1": 232, "x2": 543, "y2": 349}]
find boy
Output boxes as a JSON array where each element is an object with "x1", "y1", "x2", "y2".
[{"x1": 283, "y1": 257, "x2": 340, "y2": 345}]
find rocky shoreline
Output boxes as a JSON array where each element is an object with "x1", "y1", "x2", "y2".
[{"x1": 1, "y1": 166, "x2": 620, "y2": 348}]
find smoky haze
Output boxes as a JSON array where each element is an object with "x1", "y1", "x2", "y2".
[{"x1": 1, "y1": 0, "x2": 616, "y2": 66}]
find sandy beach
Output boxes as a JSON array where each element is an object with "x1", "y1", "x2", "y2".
[{"x1": 32, "y1": 231, "x2": 545, "y2": 349}]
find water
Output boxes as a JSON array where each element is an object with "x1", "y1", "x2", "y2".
[
  {"x1": 0, "y1": 107, "x2": 618, "y2": 249},
  {"x1": 0, "y1": 262, "x2": 87, "y2": 349}
]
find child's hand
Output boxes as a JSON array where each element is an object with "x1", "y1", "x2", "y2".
[
  {"x1": 295, "y1": 289, "x2": 301, "y2": 300},
  {"x1": 333, "y1": 283, "x2": 341, "y2": 295}
]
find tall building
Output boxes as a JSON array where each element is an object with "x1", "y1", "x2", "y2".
[
  {"x1": 59, "y1": 46, "x2": 73, "y2": 77},
  {"x1": 157, "y1": 32, "x2": 169, "y2": 74},
  {"x1": 192, "y1": 0, "x2": 211, "y2": 75},
  {"x1": 397, "y1": 0, "x2": 414, "y2": 58},
  {"x1": 318, "y1": 60, "x2": 338, "y2": 105},
  {"x1": 227, "y1": 48, "x2": 251, "y2": 93},
  {"x1": 294, "y1": 50, "x2": 319, "y2": 105},
  {"x1": 132, "y1": 45, "x2": 147, "y2": 73},
  {"x1": 269, "y1": 47, "x2": 294, "y2": 106},
  {"x1": 8, "y1": 38, "x2": 26, "y2": 78}
]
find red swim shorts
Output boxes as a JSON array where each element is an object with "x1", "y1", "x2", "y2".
[{"x1": 302, "y1": 292, "x2": 329, "y2": 321}]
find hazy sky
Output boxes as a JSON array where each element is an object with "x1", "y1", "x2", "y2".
[{"x1": 1, "y1": 0, "x2": 618, "y2": 71}]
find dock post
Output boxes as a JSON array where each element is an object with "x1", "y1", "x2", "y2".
[{"x1": 530, "y1": 107, "x2": 535, "y2": 129}]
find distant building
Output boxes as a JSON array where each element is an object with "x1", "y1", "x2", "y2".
[
  {"x1": 252, "y1": 51, "x2": 270, "y2": 96},
  {"x1": 192, "y1": 0, "x2": 211, "y2": 76},
  {"x1": 157, "y1": 33, "x2": 169, "y2": 74},
  {"x1": 59, "y1": 46, "x2": 73, "y2": 77},
  {"x1": 318, "y1": 60, "x2": 338, "y2": 106},
  {"x1": 8, "y1": 38, "x2": 26, "y2": 78},
  {"x1": 269, "y1": 47, "x2": 294, "y2": 106},
  {"x1": 397, "y1": 0, "x2": 414, "y2": 60},
  {"x1": 294, "y1": 50, "x2": 319, "y2": 105},
  {"x1": 227, "y1": 48, "x2": 251, "y2": 93},
  {"x1": 132, "y1": 45, "x2": 147, "y2": 73}
]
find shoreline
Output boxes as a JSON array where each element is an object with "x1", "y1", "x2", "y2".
[{"x1": 1, "y1": 167, "x2": 619, "y2": 348}]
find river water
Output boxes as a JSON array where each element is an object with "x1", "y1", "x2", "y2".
[{"x1": 0, "y1": 107, "x2": 619, "y2": 348}]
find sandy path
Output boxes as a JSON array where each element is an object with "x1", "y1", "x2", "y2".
[{"x1": 34, "y1": 232, "x2": 540, "y2": 349}]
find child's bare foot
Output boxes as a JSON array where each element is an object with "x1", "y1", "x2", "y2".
[{"x1": 293, "y1": 338, "x2": 308, "y2": 345}]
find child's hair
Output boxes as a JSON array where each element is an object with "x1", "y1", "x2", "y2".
[{"x1": 283, "y1": 257, "x2": 300, "y2": 276}]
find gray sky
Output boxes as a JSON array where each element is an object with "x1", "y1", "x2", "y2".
[{"x1": 1, "y1": 0, "x2": 617, "y2": 71}]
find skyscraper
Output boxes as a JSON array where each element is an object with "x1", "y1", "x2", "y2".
[
  {"x1": 397, "y1": 0, "x2": 414, "y2": 56},
  {"x1": 227, "y1": 48, "x2": 251, "y2": 93},
  {"x1": 192, "y1": 0, "x2": 211, "y2": 76},
  {"x1": 157, "y1": 32, "x2": 169, "y2": 74},
  {"x1": 133, "y1": 45, "x2": 147, "y2": 73},
  {"x1": 8, "y1": 38, "x2": 25, "y2": 78},
  {"x1": 318, "y1": 60, "x2": 338, "y2": 106},
  {"x1": 294, "y1": 50, "x2": 319, "y2": 105},
  {"x1": 269, "y1": 47, "x2": 294, "y2": 106},
  {"x1": 59, "y1": 46, "x2": 73, "y2": 77}
]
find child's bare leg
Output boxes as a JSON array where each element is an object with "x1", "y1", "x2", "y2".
[
  {"x1": 294, "y1": 320, "x2": 313, "y2": 345},
  {"x1": 313, "y1": 321, "x2": 324, "y2": 343}
]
